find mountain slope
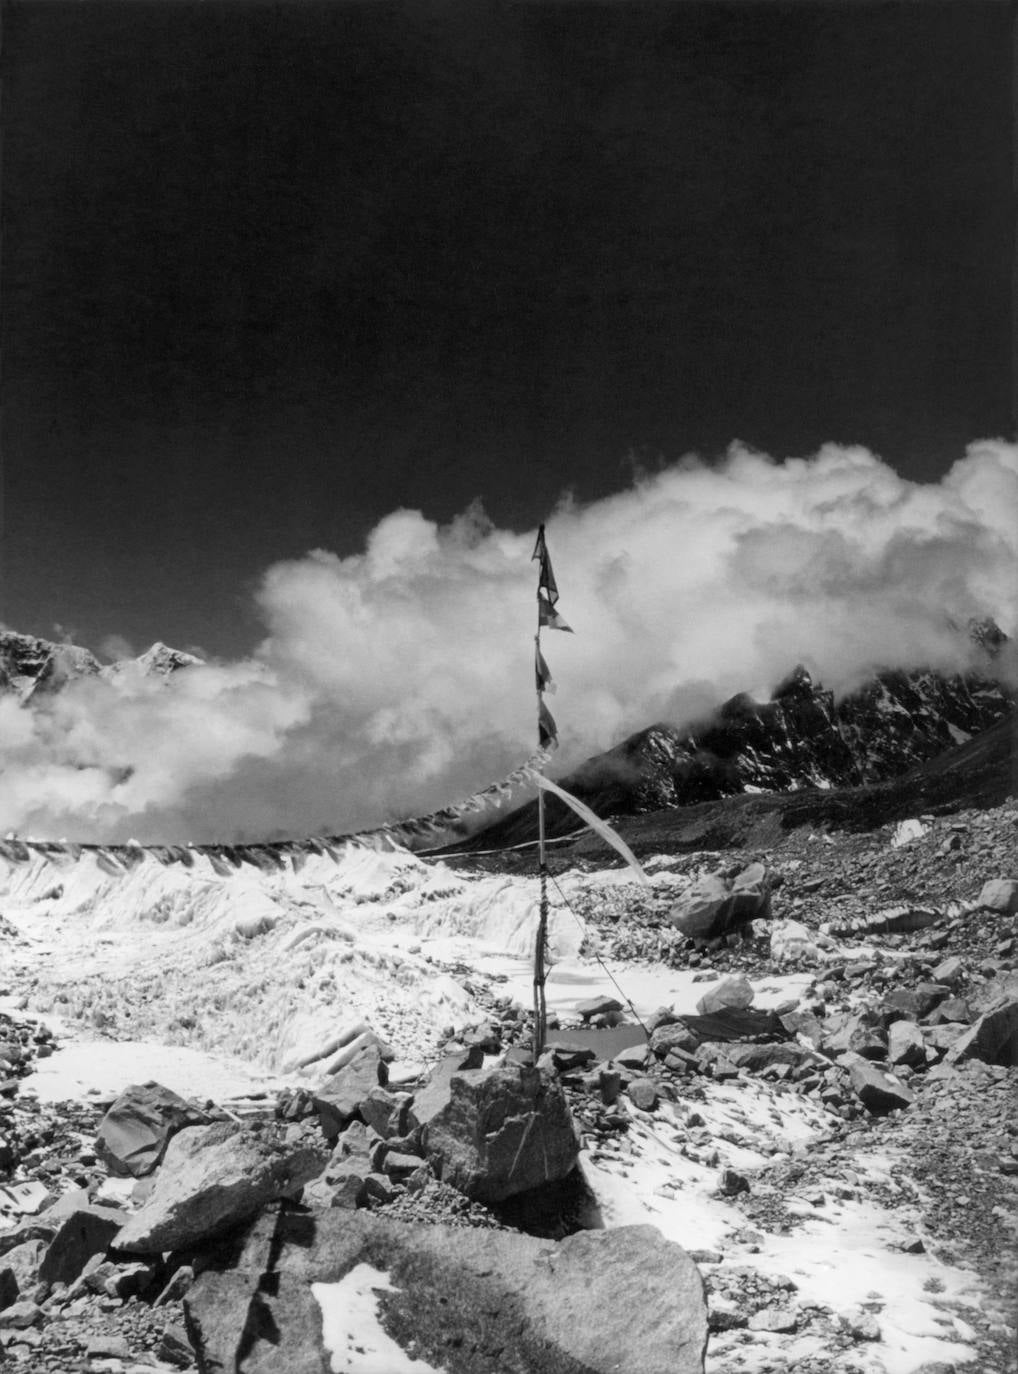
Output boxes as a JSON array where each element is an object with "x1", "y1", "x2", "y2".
[
  {"x1": 0, "y1": 630, "x2": 202, "y2": 702},
  {"x1": 452, "y1": 655, "x2": 1015, "y2": 852}
]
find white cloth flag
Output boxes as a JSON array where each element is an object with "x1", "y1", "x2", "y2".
[{"x1": 534, "y1": 775, "x2": 649, "y2": 886}]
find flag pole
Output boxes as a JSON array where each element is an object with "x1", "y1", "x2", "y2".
[{"x1": 533, "y1": 649, "x2": 549, "y2": 1063}]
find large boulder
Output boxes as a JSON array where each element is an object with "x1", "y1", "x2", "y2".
[
  {"x1": 668, "y1": 862, "x2": 771, "y2": 942},
  {"x1": 422, "y1": 1064, "x2": 578, "y2": 1203},
  {"x1": 184, "y1": 1207, "x2": 708, "y2": 1374},
  {"x1": 312, "y1": 1044, "x2": 388, "y2": 1140},
  {"x1": 114, "y1": 1123, "x2": 328, "y2": 1254},
  {"x1": 847, "y1": 1057, "x2": 915, "y2": 1113},
  {"x1": 695, "y1": 974, "x2": 754, "y2": 1017},
  {"x1": 977, "y1": 879, "x2": 1018, "y2": 914},
  {"x1": 38, "y1": 1206, "x2": 125, "y2": 1287},
  {"x1": 96, "y1": 1082, "x2": 211, "y2": 1178},
  {"x1": 946, "y1": 996, "x2": 1018, "y2": 1067}
]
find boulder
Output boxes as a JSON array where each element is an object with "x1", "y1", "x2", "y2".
[
  {"x1": 931, "y1": 956, "x2": 964, "y2": 987},
  {"x1": 96, "y1": 1081, "x2": 211, "y2": 1178},
  {"x1": 888, "y1": 1021, "x2": 926, "y2": 1069},
  {"x1": 695, "y1": 973, "x2": 754, "y2": 1017},
  {"x1": 312, "y1": 1045, "x2": 388, "y2": 1140},
  {"x1": 406, "y1": 1046, "x2": 484, "y2": 1132},
  {"x1": 847, "y1": 1058, "x2": 915, "y2": 1113},
  {"x1": 546, "y1": 1041, "x2": 598, "y2": 1072},
  {"x1": 946, "y1": 996, "x2": 1018, "y2": 1067},
  {"x1": 184, "y1": 1208, "x2": 708, "y2": 1374},
  {"x1": 724, "y1": 1041, "x2": 810, "y2": 1073},
  {"x1": 422, "y1": 1064, "x2": 578, "y2": 1203},
  {"x1": 668, "y1": 862, "x2": 771, "y2": 942},
  {"x1": 38, "y1": 1205, "x2": 124, "y2": 1287},
  {"x1": 114, "y1": 1122, "x2": 328, "y2": 1254},
  {"x1": 978, "y1": 879, "x2": 1018, "y2": 914},
  {"x1": 822, "y1": 1010, "x2": 888, "y2": 1061},
  {"x1": 627, "y1": 1078, "x2": 659, "y2": 1111},
  {"x1": 576, "y1": 995, "x2": 623, "y2": 1021},
  {"x1": 650, "y1": 1023, "x2": 700, "y2": 1058}
]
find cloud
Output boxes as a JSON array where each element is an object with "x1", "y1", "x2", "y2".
[{"x1": 2, "y1": 439, "x2": 1016, "y2": 843}]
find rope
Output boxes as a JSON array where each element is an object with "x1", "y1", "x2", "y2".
[{"x1": 548, "y1": 873, "x2": 650, "y2": 1039}]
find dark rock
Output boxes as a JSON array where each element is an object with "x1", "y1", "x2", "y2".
[
  {"x1": 946, "y1": 996, "x2": 1018, "y2": 1066},
  {"x1": 978, "y1": 879, "x2": 1018, "y2": 914},
  {"x1": 669, "y1": 863, "x2": 771, "y2": 941},
  {"x1": 888, "y1": 1021, "x2": 926, "y2": 1068},
  {"x1": 848, "y1": 1058, "x2": 915, "y2": 1113},
  {"x1": 546, "y1": 1041, "x2": 598, "y2": 1072},
  {"x1": 312, "y1": 1045, "x2": 388, "y2": 1139},
  {"x1": 719, "y1": 1167, "x2": 750, "y2": 1196},
  {"x1": 185, "y1": 1208, "x2": 709, "y2": 1374},
  {"x1": 627, "y1": 1078, "x2": 659, "y2": 1111},
  {"x1": 96, "y1": 1080, "x2": 211, "y2": 1178},
  {"x1": 423, "y1": 1064, "x2": 578, "y2": 1204},
  {"x1": 37, "y1": 1205, "x2": 123, "y2": 1287},
  {"x1": 576, "y1": 995, "x2": 623, "y2": 1021}
]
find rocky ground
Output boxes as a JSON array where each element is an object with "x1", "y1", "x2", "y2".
[{"x1": 0, "y1": 797, "x2": 1015, "y2": 1372}]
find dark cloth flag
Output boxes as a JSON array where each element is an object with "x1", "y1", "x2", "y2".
[
  {"x1": 538, "y1": 697, "x2": 559, "y2": 748},
  {"x1": 538, "y1": 595, "x2": 572, "y2": 633},
  {"x1": 531, "y1": 524, "x2": 559, "y2": 604},
  {"x1": 535, "y1": 643, "x2": 555, "y2": 693}
]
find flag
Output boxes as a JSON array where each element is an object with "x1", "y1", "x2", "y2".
[
  {"x1": 531, "y1": 524, "x2": 559, "y2": 604},
  {"x1": 535, "y1": 643, "x2": 555, "y2": 693},
  {"x1": 538, "y1": 595, "x2": 573, "y2": 633},
  {"x1": 538, "y1": 697, "x2": 558, "y2": 748}
]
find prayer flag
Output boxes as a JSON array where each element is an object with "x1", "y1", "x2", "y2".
[
  {"x1": 531, "y1": 524, "x2": 559, "y2": 604},
  {"x1": 538, "y1": 595, "x2": 573, "y2": 633},
  {"x1": 538, "y1": 698, "x2": 558, "y2": 748},
  {"x1": 535, "y1": 643, "x2": 555, "y2": 693}
]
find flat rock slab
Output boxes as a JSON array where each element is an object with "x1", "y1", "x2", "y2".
[
  {"x1": 96, "y1": 1080, "x2": 210, "y2": 1178},
  {"x1": 184, "y1": 1207, "x2": 708, "y2": 1374},
  {"x1": 114, "y1": 1123, "x2": 328, "y2": 1254}
]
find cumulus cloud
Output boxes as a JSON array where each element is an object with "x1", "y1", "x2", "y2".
[{"x1": 3, "y1": 440, "x2": 1016, "y2": 843}]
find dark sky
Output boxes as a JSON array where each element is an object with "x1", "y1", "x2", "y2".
[{"x1": 2, "y1": 1, "x2": 1013, "y2": 659}]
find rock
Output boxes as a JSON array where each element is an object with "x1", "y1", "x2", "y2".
[
  {"x1": 0, "y1": 1240, "x2": 45, "y2": 1296},
  {"x1": 627, "y1": 1078, "x2": 659, "y2": 1111},
  {"x1": 613, "y1": 1042, "x2": 651, "y2": 1069},
  {"x1": 358, "y1": 1087, "x2": 411, "y2": 1140},
  {"x1": 96, "y1": 1081, "x2": 210, "y2": 1178},
  {"x1": 422, "y1": 1063, "x2": 578, "y2": 1204},
  {"x1": 157, "y1": 1322, "x2": 195, "y2": 1369},
  {"x1": 546, "y1": 1041, "x2": 598, "y2": 1071},
  {"x1": 926, "y1": 996, "x2": 972, "y2": 1025},
  {"x1": 185, "y1": 1208, "x2": 708, "y2": 1374},
  {"x1": 695, "y1": 973, "x2": 754, "y2": 1016},
  {"x1": 0, "y1": 1267, "x2": 17, "y2": 1311},
  {"x1": 650, "y1": 1022, "x2": 699, "y2": 1058},
  {"x1": 946, "y1": 996, "x2": 1018, "y2": 1066},
  {"x1": 724, "y1": 1041, "x2": 809, "y2": 1073},
  {"x1": 668, "y1": 862, "x2": 771, "y2": 941},
  {"x1": 708, "y1": 1296, "x2": 747, "y2": 1331},
  {"x1": 931, "y1": 956, "x2": 965, "y2": 987},
  {"x1": 0, "y1": 1299, "x2": 42, "y2": 1328},
  {"x1": 37, "y1": 1204, "x2": 124, "y2": 1287},
  {"x1": 748, "y1": 1306, "x2": 798, "y2": 1333},
  {"x1": 86, "y1": 1334, "x2": 131, "y2": 1359},
  {"x1": 888, "y1": 1020, "x2": 926, "y2": 1068},
  {"x1": 114, "y1": 1121, "x2": 328, "y2": 1254},
  {"x1": 576, "y1": 995, "x2": 623, "y2": 1021},
  {"x1": 406, "y1": 1046, "x2": 484, "y2": 1131},
  {"x1": 822, "y1": 1010, "x2": 888, "y2": 1060},
  {"x1": 719, "y1": 1167, "x2": 750, "y2": 1196},
  {"x1": 848, "y1": 1058, "x2": 915, "y2": 1113},
  {"x1": 312, "y1": 1045, "x2": 388, "y2": 1139},
  {"x1": 978, "y1": 879, "x2": 1018, "y2": 914}
]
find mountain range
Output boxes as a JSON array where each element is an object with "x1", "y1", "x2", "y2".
[
  {"x1": 451, "y1": 619, "x2": 1015, "y2": 851},
  {"x1": 0, "y1": 631, "x2": 202, "y2": 703}
]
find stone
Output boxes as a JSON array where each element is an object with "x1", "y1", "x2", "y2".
[
  {"x1": 312, "y1": 1045, "x2": 388, "y2": 1139},
  {"x1": 37, "y1": 1205, "x2": 124, "y2": 1287},
  {"x1": 0, "y1": 1299, "x2": 42, "y2": 1328},
  {"x1": 931, "y1": 956, "x2": 964, "y2": 987},
  {"x1": 650, "y1": 1023, "x2": 699, "y2": 1058},
  {"x1": 848, "y1": 1058, "x2": 915, "y2": 1113},
  {"x1": 546, "y1": 1041, "x2": 598, "y2": 1071},
  {"x1": 748, "y1": 1306, "x2": 798, "y2": 1333},
  {"x1": 719, "y1": 1167, "x2": 750, "y2": 1196},
  {"x1": 724, "y1": 1041, "x2": 809, "y2": 1073},
  {"x1": 96, "y1": 1081, "x2": 210, "y2": 1178},
  {"x1": 946, "y1": 996, "x2": 1018, "y2": 1067},
  {"x1": 114, "y1": 1121, "x2": 328, "y2": 1254},
  {"x1": 668, "y1": 862, "x2": 771, "y2": 941},
  {"x1": 185, "y1": 1209, "x2": 708, "y2": 1374},
  {"x1": 0, "y1": 1241, "x2": 45, "y2": 1297},
  {"x1": 86, "y1": 1335, "x2": 131, "y2": 1359},
  {"x1": 708, "y1": 1296, "x2": 747, "y2": 1331},
  {"x1": 695, "y1": 973, "x2": 754, "y2": 1017},
  {"x1": 926, "y1": 997, "x2": 971, "y2": 1025},
  {"x1": 822, "y1": 1010, "x2": 888, "y2": 1060},
  {"x1": 406, "y1": 1046, "x2": 484, "y2": 1132},
  {"x1": 0, "y1": 1267, "x2": 17, "y2": 1312},
  {"x1": 422, "y1": 1063, "x2": 578, "y2": 1203},
  {"x1": 613, "y1": 1042, "x2": 651, "y2": 1069},
  {"x1": 157, "y1": 1323, "x2": 194, "y2": 1369},
  {"x1": 576, "y1": 995, "x2": 623, "y2": 1021},
  {"x1": 978, "y1": 879, "x2": 1018, "y2": 914},
  {"x1": 888, "y1": 1021, "x2": 926, "y2": 1068},
  {"x1": 627, "y1": 1078, "x2": 659, "y2": 1111}
]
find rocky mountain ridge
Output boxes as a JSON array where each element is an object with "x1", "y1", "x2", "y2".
[
  {"x1": 0, "y1": 631, "x2": 202, "y2": 703},
  {"x1": 461, "y1": 627, "x2": 1015, "y2": 851}
]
